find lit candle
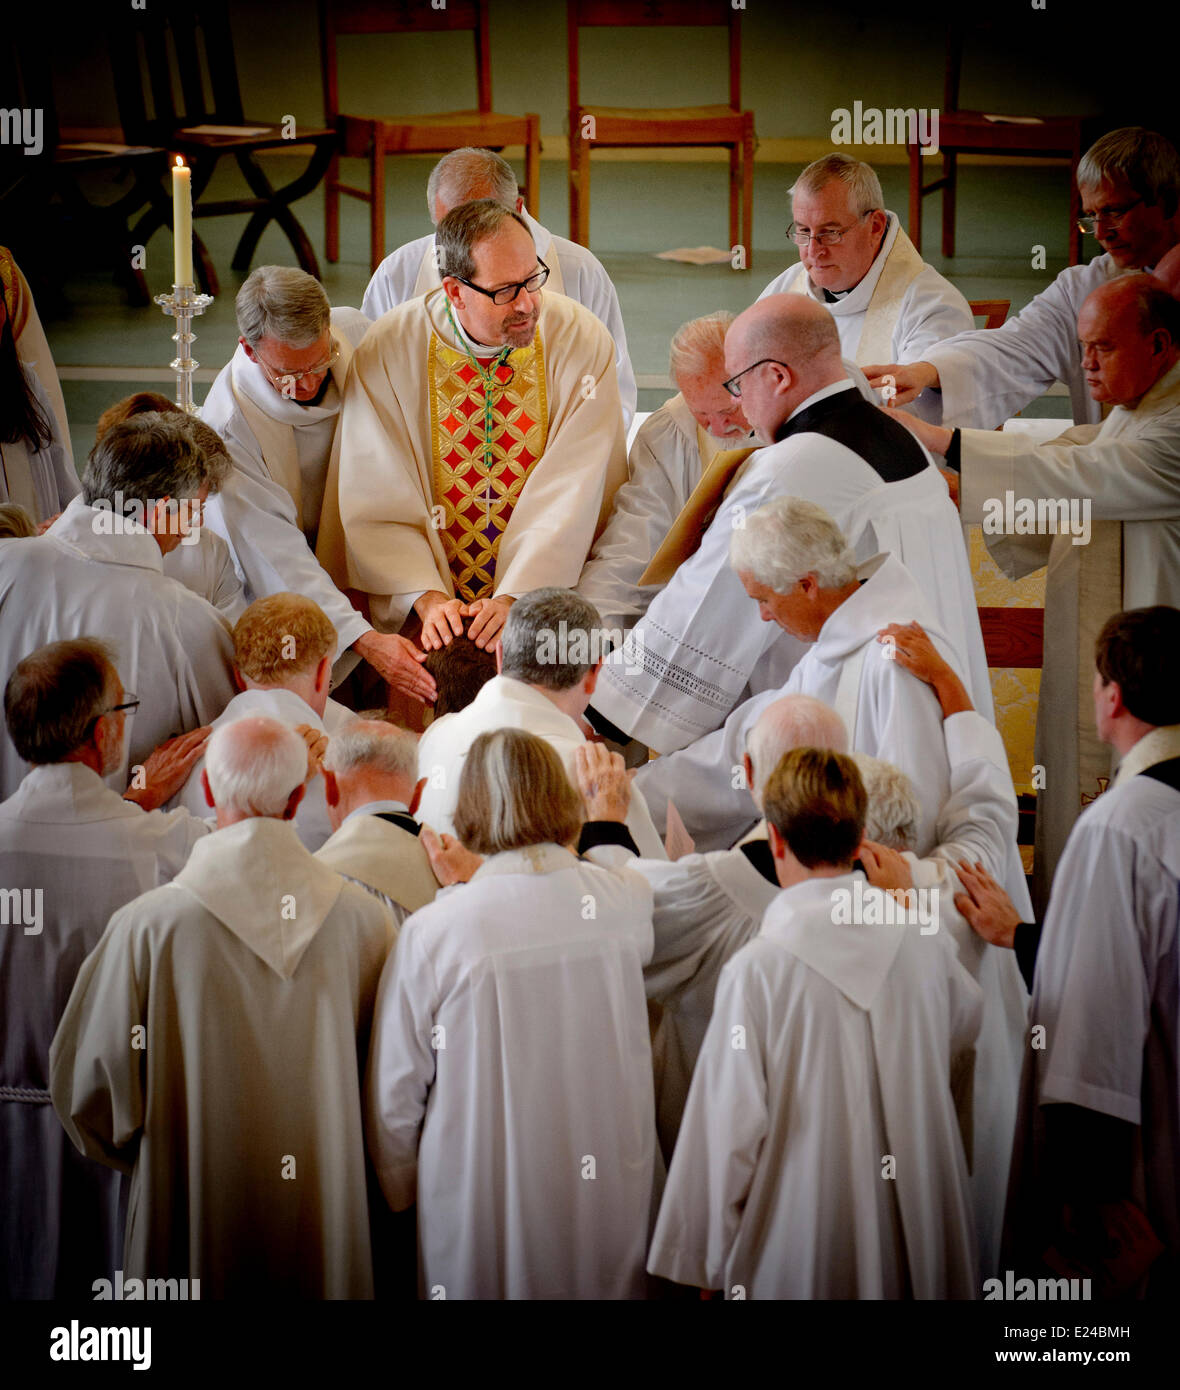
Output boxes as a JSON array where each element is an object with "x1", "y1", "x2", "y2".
[{"x1": 172, "y1": 157, "x2": 193, "y2": 287}]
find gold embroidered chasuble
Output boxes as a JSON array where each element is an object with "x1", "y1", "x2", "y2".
[
  {"x1": 316, "y1": 288, "x2": 628, "y2": 634},
  {"x1": 428, "y1": 329, "x2": 549, "y2": 603}
]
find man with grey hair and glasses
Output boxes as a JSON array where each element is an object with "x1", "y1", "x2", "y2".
[
  {"x1": 759, "y1": 152, "x2": 973, "y2": 423},
  {"x1": 867, "y1": 127, "x2": 1180, "y2": 427},
  {"x1": 50, "y1": 714, "x2": 393, "y2": 1298},
  {"x1": 0, "y1": 413, "x2": 236, "y2": 799},
  {"x1": 361, "y1": 146, "x2": 636, "y2": 426},
  {"x1": 201, "y1": 266, "x2": 436, "y2": 706},
  {"x1": 318, "y1": 202, "x2": 627, "y2": 660}
]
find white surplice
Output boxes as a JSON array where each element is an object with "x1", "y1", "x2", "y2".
[
  {"x1": 0, "y1": 762, "x2": 208, "y2": 1299},
  {"x1": 415, "y1": 673, "x2": 667, "y2": 858},
  {"x1": 635, "y1": 554, "x2": 1024, "y2": 916},
  {"x1": 50, "y1": 816, "x2": 392, "y2": 1298},
  {"x1": 647, "y1": 872, "x2": 981, "y2": 1299},
  {"x1": 315, "y1": 802, "x2": 439, "y2": 929},
  {"x1": 593, "y1": 382, "x2": 991, "y2": 755},
  {"x1": 172, "y1": 687, "x2": 352, "y2": 851},
  {"x1": 1003, "y1": 739, "x2": 1180, "y2": 1284},
  {"x1": 0, "y1": 496, "x2": 236, "y2": 800},
  {"x1": 759, "y1": 213, "x2": 974, "y2": 423},
  {"x1": 361, "y1": 208, "x2": 637, "y2": 426},
  {"x1": 162, "y1": 529, "x2": 246, "y2": 622},
  {"x1": 200, "y1": 308, "x2": 372, "y2": 654},
  {"x1": 925, "y1": 252, "x2": 1133, "y2": 429},
  {"x1": 365, "y1": 842, "x2": 657, "y2": 1299}
]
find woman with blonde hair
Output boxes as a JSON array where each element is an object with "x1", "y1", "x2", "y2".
[{"x1": 366, "y1": 727, "x2": 657, "y2": 1299}]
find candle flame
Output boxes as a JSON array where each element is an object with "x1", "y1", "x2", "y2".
[{"x1": 174, "y1": 156, "x2": 185, "y2": 169}]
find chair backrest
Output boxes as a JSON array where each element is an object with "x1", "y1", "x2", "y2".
[
  {"x1": 567, "y1": 1, "x2": 741, "y2": 114},
  {"x1": 969, "y1": 298, "x2": 1010, "y2": 330},
  {"x1": 321, "y1": 0, "x2": 491, "y2": 123},
  {"x1": 108, "y1": 2, "x2": 247, "y2": 145}
]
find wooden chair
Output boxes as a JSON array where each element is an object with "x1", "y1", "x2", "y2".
[
  {"x1": 909, "y1": 19, "x2": 1084, "y2": 267},
  {"x1": 107, "y1": 2, "x2": 338, "y2": 295},
  {"x1": 968, "y1": 298, "x2": 1010, "y2": 330},
  {"x1": 2, "y1": 16, "x2": 171, "y2": 307},
  {"x1": 567, "y1": 1, "x2": 754, "y2": 265},
  {"x1": 320, "y1": 1, "x2": 541, "y2": 274}
]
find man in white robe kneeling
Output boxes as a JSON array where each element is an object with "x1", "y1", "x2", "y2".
[
  {"x1": 202, "y1": 266, "x2": 435, "y2": 704},
  {"x1": 589, "y1": 294, "x2": 989, "y2": 755},
  {"x1": 51, "y1": 716, "x2": 393, "y2": 1298},
  {"x1": 647, "y1": 747, "x2": 981, "y2": 1299},
  {"x1": 362, "y1": 146, "x2": 636, "y2": 427},
  {"x1": 759, "y1": 152, "x2": 973, "y2": 423}
]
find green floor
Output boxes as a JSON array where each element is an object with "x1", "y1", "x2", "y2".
[{"x1": 34, "y1": 154, "x2": 1092, "y2": 466}]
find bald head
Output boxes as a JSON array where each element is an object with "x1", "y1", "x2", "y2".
[
  {"x1": 202, "y1": 715, "x2": 308, "y2": 826},
  {"x1": 1078, "y1": 272, "x2": 1180, "y2": 408},
  {"x1": 743, "y1": 695, "x2": 848, "y2": 809},
  {"x1": 725, "y1": 296, "x2": 845, "y2": 443}
]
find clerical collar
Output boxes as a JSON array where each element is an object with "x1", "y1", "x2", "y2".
[
  {"x1": 1112, "y1": 725, "x2": 1180, "y2": 787},
  {"x1": 344, "y1": 799, "x2": 412, "y2": 825},
  {"x1": 446, "y1": 299, "x2": 511, "y2": 359},
  {"x1": 773, "y1": 380, "x2": 856, "y2": 441},
  {"x1": 821, "y1": 287, "x2": 852, "y2": 302}
]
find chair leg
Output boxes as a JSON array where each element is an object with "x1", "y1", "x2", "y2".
[
  {"x1": 568, "y1": 117, "x2": 580, "y2": 245},
  {"x1": 575, "y1": 128, "x2": 591, "y2": 247},
  {"x1": 325, "y1": 153, "x2": 340, "y2": 264},
  {"x1": 941, "y1": 150, "x2": 957, "y2": 259},
  {"x1": 370, "y1": 128, "x2": 386, "y2": 275},
  {"x1": 908, "y1": 142, "x2": 922, "y2": 253},
  {"x1": 728, "y1": 143, "x2": 740, "y2": 256},
  {"x1": 742, "y1": 115, "x2": 754, "y2": 270},
  {"x1": 524, "y1": 115, "x2": 541, "y2": 218}
]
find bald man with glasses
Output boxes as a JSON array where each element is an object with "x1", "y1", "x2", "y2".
[
  {"x1": 758, "y1": 153, "x2": 973, "y2": 423},
  {"x1": 318, "y1": 200, "x2": 627, "y2": 657},
  {"x1": 866, "y1": 127, "x2": 1180, "y2": 429}
]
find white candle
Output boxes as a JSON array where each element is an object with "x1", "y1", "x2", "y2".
[{"x1": 172, "y1": 157, "x2": 193, "y2": 287}]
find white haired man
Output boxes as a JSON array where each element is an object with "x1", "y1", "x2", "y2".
[
  {"x1": 316, "y1": 202, "x2": 628, "y2": 657},
  {"x1": 360, "y1": 146, "x2": 636, "y2": 425},
  {"x1": 759, "y1": 152, "x2": 973, "y2": 423},
  {"x1": 589, "y1": 295, "x2": 990, "y2": 754},
  {"x1": 0, "y1": 413, "x2": 236, "y2": 799},
  {"x1": 634, "y1": 497, "x2": 1025, "y2": 918},
  {"x1": 646, "y1": 748, "x2": 981, "y2": 1299},
  {"x1": 896, "y1": 273, "x2": 1180, "y2": 909},
  {"x1": 50, "y1": 715, "x2": 393, "y2": 1298},
  {"x1": 866, "y1": 127, "x2": 1180, "y2": 427},
  {"x1": 174, "y1": 593, "x2": 350, "y2": 851},
  {"x1": 201, "y1": 266, "x2": 435, "y2": 705},
  {"x1": 316, "y1": 718, "x2": 439, "y2": 928},
  {"x1": 0, "y1": 638, "x2": 210, "y2": 1298}
]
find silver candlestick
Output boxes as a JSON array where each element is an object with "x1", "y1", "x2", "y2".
[{"x1": 153, "y1": 283, "x2": 214, "y2": 414}]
